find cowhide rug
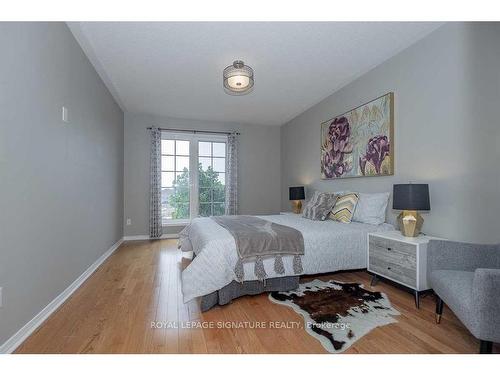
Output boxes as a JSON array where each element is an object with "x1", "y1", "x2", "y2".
[{"x1": 269, "y1": 279, "x2": 399, "y2": 353}]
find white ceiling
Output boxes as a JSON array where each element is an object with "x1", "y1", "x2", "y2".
[{"x1": 68, "y1": 22, "x2": 442, "y2": 126}]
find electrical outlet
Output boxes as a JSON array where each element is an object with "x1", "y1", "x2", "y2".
[
  {"x1": 126, "y1": 218, "x2": 131, "y2": 226},
  {"x1": 0, "y1": 287, "x2": 3, "y2": 308}
]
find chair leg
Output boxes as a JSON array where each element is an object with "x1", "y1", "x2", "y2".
[
  {"x1": 479, "y1": 340, "x2": 493, "y2": 354},
  {"x1": 435, "y1": 296, "x2": 444, "y2": 324}
]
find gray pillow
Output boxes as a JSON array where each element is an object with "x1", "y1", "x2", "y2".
[
  {"x1": 352, "y1": 192, "x2": 390, "y2": 225},
  {"x1": 302, "y1": 192, "x2": 338, "y2": 220}
]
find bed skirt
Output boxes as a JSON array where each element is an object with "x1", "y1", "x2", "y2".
[{"x1": 200, "y1": 276, "x2": 300, "y2": 312}]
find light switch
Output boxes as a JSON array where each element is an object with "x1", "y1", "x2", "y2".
[{"x1": 62, "y1": 106, "x2": 69, "y2": 123}]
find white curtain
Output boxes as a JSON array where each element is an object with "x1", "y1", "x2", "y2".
[
  {"x1": 225, "y1": 133, "x2": 239, "y2": 215},
  {"x1": 149, "y1": 127, "x2": 163, "y2": 238}
]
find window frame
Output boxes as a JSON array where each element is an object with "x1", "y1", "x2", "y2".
[{"x1": 160, "y1": 131, "x2": 227, "y2": 226}]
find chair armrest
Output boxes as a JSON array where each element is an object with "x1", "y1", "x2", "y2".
[
  {"x1": 472, "y1": 269, "x2": 500, "y2": 342},
  {"x1": 427, "y1": 240, "x2": 499, "y2": 273}
]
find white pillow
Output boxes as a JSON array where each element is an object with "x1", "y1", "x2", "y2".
[{"x1": 352, "y1": 192, "x2": 390, "y2": 225}]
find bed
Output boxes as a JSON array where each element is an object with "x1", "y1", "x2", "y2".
[{"x1": 179, "y1": 213, "x2": 394, "y2": 309}]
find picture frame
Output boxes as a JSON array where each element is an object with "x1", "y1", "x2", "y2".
[{"x1": 320, "y1": 92, "x2": 394, "y2": 179}]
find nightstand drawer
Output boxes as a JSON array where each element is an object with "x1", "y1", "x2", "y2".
[
  {"x1": 369, "y1": 236, "x2": 416, "y2": 257},
  {"x1": 369, "y1": 252, "x2": 417, "y2": 288},
  {"x1": 369, "y1": 242, "x2": 416, "y2": 268}
]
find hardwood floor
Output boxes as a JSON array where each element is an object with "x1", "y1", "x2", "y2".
[{"x1": 15, "y1": 239, "x2": 498, "y2": 354}]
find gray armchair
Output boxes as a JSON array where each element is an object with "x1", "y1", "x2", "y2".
[{"x1": 427, "y1": 240, "x2": 500, "y2": 353}]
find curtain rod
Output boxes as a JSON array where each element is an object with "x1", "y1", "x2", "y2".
[{"x1": 147, "y1": 127, "x2": 240, "y2": 136}]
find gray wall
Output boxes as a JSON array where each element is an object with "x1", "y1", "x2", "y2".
[
  {"x1": 124, "y1": 112, "x2": 281, "y2": 236},
  {"x1": 0, "y1": 23, "x2": 124, "y2": 346},
  {"x1": 281, "y1": 23, "x2": 500, "y2": 243}
]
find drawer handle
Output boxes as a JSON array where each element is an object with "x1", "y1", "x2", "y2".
[
  {"x1": 387, "y1": 267, "x2": 392, "y2": 270},
  {"x1": 387, "y1": 247, "x2": 392, "y2": 251}
]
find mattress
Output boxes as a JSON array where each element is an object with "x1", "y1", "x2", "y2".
[{"x1": 180, "y1": 214, "x2": 394, "y2": 302}]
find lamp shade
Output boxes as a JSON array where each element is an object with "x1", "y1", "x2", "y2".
[
  {"x1": 223, "y1": 60, "x2": 254, "y2": 95},
  {"x1": 289, "y1": 186, "x2": 305, "y2": 201},
  {"x1": 393, "y1": 184, "x2": 430, "y2": 211}
]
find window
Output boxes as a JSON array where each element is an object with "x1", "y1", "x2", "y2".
[
  {"x1": 198, "y1": 141, "x2": 226, "y2": 217},
  {"x1": 160, "y1": 132, "x2": 226, "y2": 224},
  {"x1": 161, "y1": 139, "x2": 190, "y2": 223}
]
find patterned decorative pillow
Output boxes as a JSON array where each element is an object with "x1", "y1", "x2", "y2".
[
  {"x1": 302, "y1": 192, "x2": 338, "y2": 220},
  {"x1": 304, "y1": 191, "x2": 320, "y2": 207},
  {"x1": 330, "y1": 193, "x2": 360, "y2": 223}
]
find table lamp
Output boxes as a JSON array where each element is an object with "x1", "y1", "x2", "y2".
[
  {"x1": 289, "y1": 186, "x2": 305, "y2": 214},
  {"x1": 393, "y1": 184, "x2": 430, "y2": 237}
]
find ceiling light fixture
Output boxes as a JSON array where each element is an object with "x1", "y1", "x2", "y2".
[{"x1": 223, "y1": 60, "x2": 254, "y2": 95}]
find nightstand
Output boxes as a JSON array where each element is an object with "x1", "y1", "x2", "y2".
[{"x1": 367, "y1": 230, "x2": 441, "y2": 308}]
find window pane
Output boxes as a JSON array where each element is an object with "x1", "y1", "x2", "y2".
[
  {"x1": 171, "y1": 203, "x2": 190, "y2": 220},
  {"x1": 174, "y1": 186, "x2": 190, "y2": 203},
  {"x1": 213, "y1": 157, "x2": 226, "y2": 172},
  {"x1": 199, "y1": 203, "x2": 212, "y2": 217},
  {"x1": 166, "y1": 183, "x2": 190, "y2": 221},
  {"x1": 173, "y1": 171, "x2": 188, "y2": 186},
  {"x1": 213, "y1": 186, "x2": 225, "y2": 202},
  {"x1": 199, "y1": 187, "x2": 212, "y2": 203},
  {"x1": 161, "y1": 172, "x2": 175, "y2": 187},
  {"x1": 176, "y1": 156, "x2": 189, "y2": 171},
  {"x1": 161, "y1": 139, "x2": 175, "y2": 155},
  {"x1": 199, "y1": 168, "x2": 215, "y2": 187},
  {"x1": 161, "y1": 155, "x2": 174, "y2": 171},
  {"x1": 161, "y1": 187, "x2": 174, "y2": 206},
  {"x1": 213, "y1": 203, "x2": 225, "y2": 217},
  {"x1": 176, "y1": 140, "x2": 190, "y2": 155},
  {"x1": 161, "y1": 186, "x2": 175, "y2": 223},
  {"x1": 161, "y1": 203, "x2": 172, "y2": 224},
  {"x1": 213, "y1": 142, "x2": 226, "y2": 157},
  {"x1": 199, "y1": 142, "x2": 211, "y2": 157},
  {"x1": 199, "y1": 157, "x2": 212, "y2": 171},
  {"x1": 216, "y1": 172, "x2": 225, "y2": 186}
]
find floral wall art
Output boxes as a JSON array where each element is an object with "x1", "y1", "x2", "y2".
[{"x1": 320, "y1": 92, "x2": 394, "y2": 179}]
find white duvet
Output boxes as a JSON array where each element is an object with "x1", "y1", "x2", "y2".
[{"x1": 180, "y1": 214, "x2": 394, "y2": 302}]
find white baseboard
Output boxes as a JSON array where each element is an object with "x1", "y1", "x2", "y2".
[
  {"x1": 123, "y1": 234, "x2": 179, "y2": 241},
  {"x1": 0, "y1": 237, "x2": 124, "y2": 354}
]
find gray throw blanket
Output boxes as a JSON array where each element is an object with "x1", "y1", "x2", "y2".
[{"x1": 211, "y1": 215, "x2": 304, "y2": 282}]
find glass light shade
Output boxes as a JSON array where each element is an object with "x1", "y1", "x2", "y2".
[
  {"x1": 227, "y1": 75, "x2": 250, "y2": 89},
  {"x1": 223, "y1": 60, "x2": 254, "y2": 95}
]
